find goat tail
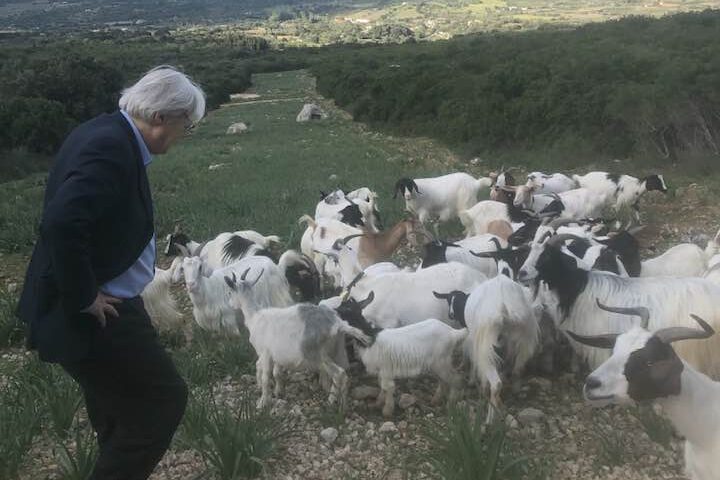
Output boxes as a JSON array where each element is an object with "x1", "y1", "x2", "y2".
[
  {"x1": 476, "y1": 176, "x2": 493, "y2": 190},
  {"x1": 338, "y1": 321, "x2": 372, "y2": 347},
  {"x1": 470, "y1": 321, "x2": 501, "y2": 388},
  {"x1": 298, "y1": 214, "x2": 316, "y2": 229}
]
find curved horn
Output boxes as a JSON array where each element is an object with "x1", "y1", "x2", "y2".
[
  {"x1": 488, "y1": 237, "x2": 508, "y2": 251},
  {"x1": 250, "y1": 269, "x2": 264, "y2": 287},
  {"x1": 655, "y1": 314, "x2": 715, "y2": 344},
  {"x1": 224, "y1": 274, "x2": 237, "y2": 290},
  {"x1": 469, "y1": 250, "x2": 499, "y2": 259},
  {"x1": 549, "y1": 217, "x2": 576, "y2": 230},
  {"x1": 596, "y1": 299, "x2": 650, "y2": 330},
  {"x1": 546, "y1": 233, "x2": 585, "y2": 247},
  {"x1": 564, "y1": 330, "x2": 618, "y2": 350},
  {"x1": 313, "y1": 249, "x2": 339, "y2": 261},
  {"x1": 240, "y1": 267, "x2": 251, "y2": 281},
  {"x1": 176, "y1": 244, "x2": 191, "y2": 258},
  {"x1": 341, "y1": 233, "x2": 364, "y2": 244}
]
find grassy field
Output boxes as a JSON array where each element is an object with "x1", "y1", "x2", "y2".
[{"x1": 2, "y1": 69, "x2": 720, "y2": 479}]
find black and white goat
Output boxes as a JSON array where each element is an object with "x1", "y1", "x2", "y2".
[
  {"x1": 393, "y1": 172, "x2": 493, "y2": 225},
  {"x1": 569, "y1": 301, "x2": 718, "y2": 480},
  {"x1": 433, "y1": 275, "x2": 539, "y2": 423},
  {"x1": 225, "y1": 269, "x2": 370, "y2": 410},
  {"x1": 165, "y1": 227, "x2": 279, "y2": 258},
  {"x1": 316, "y1": 189, "x2": 379, "y2": 231},
  {"x1": 336, "y1": 292, "x2": 467, "y2": 417},
  {"x1": 573, "y1": 171, "x2": 668, "y2": 216},
  {"x1": 520, "y1": 242, "x2": 720, "y2": 378}
]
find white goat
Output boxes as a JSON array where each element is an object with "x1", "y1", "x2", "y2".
[
  {"x1": 342, "y1": 262, "x2": 487, "y2": 329},
  {"x1": 568, "y1": 303, "x2": 718, "y2": 480},
  {"x1": 537, "y1": 187, "x2": 614, "y2": 221},
  {"x1": 299, "y1": 214, "x2": 362, "y2": 288},
  {"x1": 419, "y1": 234, "x2": 506, "y2": 277},
  {"x1": 179, "y1": 255, "x2": 293, "y2": 333},
  {"x1": 525, "y1": 172, "x2": 577, "y2": 194},
  {"x1": 433, "y1": 275, "x2": 539, "y2": 423},
  {"x1": 141, "y1": 257, "x2": 183, "y2": 331},
  {"x1": 224, "y1": 269, "x2": 370, "y2": 410},
  {"x1": 335, "y1": 292, "x2": 467, "y2": 417},
  {"x1": 458, "y1": 200, "x2": 533, "y2": 238},
  {"x1": 393, "y1": 173, "x2": 493, "y2": 224}
]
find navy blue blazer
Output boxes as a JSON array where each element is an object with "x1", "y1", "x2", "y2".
[{"x1": 17, "y1": 111, "x2": 154, "y2": 363}]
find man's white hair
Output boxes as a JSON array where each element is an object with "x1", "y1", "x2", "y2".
[{"x1": 119, "y1": 65, "x2": 206, "y2": 123}]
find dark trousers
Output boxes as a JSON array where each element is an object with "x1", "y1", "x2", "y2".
[{"x1": 60, "y1": 297, "x2": 188, "y2": 480}]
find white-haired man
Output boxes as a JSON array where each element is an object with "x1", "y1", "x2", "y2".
[{"x1": 17, "y1": 66, "x2": 205, "y2": 479}]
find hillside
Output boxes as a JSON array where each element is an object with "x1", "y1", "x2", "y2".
[{"x1": 3, "y1": 69, "x2": 720, "y2": 480}]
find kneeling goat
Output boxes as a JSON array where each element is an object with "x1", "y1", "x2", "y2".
[
  {"x1": 433, "y1": 275, "x2": 539, "y2": 423},
  {"x1": 336, "y1": 292, "x2": 467, "y2": 418},
  {"x1": 569, "y1": 301, "x2": 717, "y2": 480},
  {"x1": 225, "y1": 269, "x2": 370, "y2": 410}
]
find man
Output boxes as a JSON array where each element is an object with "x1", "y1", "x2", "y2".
[{"x1": 17, "y1": 65, "x2": 205, "y2": 480}]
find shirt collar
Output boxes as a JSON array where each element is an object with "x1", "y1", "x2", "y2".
[{"x1": 120, "y1": 110, "x2": 153, "y2": 167}]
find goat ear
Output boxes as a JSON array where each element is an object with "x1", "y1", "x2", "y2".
[
  {"x1": 319, "y1": 190, "x2": 327, "y2": 200},
  {"x1": 412, "y1": 180, "x2": 420, "y2": 194},
  {"x1": 433, "y1": 291, "x2": 449, "y2": 300}
]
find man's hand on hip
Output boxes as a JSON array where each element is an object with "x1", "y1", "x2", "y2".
[{"x1": 82, "y1": 292, "x2": 122, "y2": 327}]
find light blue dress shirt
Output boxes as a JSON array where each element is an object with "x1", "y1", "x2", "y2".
[{"x1": 99, "y1": 111, "x2": 156, "y2": 299}]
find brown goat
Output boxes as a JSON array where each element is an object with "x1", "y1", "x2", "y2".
[
  {"x1": 486, "y1": 219, "x2": 513, "y2": 241},
  {"x1": 341, "y1": 217, "x2": 429, "y2": 268}
]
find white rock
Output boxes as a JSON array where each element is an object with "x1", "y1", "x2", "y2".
[
  {"x1": 398, "y1": 393, "x2": 416, "y2": 409},
  {"x1": 296, "y1": 103, "x2": 326, "y2": 122},
  {"x1": 320, "y1": 427, "x2": 339, "y2": 444},
  {"x1": 505, "y1": 414, "x2": 520, "y2": 429},
  {"x1": 226, "y1": 122, "x2": 249, "y2": 134},
  {"x1": 328, "y1": 174, "x2": 338, "y2": 182},
  {"x1": 517, "y1": 407, "x2": 545, "y2": 425},
  {"x1": 379, "y1": 421, "x2": 397, "y2": 434}
]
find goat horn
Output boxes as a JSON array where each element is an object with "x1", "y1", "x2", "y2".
[
  {"x1": 240, "y1": 267, "x2": 251, "y2": 281},
  {"x1": 596, "y1": 299, "x2": 650, "y2": 330},
  {"x1": 549, "y1": 217, "x2": 576, "y2": 230},
  {"x1": 313, "y1": 249, "x2": 339, "y2": 261},
  {"x1": 341, "y1": 234, "x2": 364, "y2": 244},
  {"x1": 488, "y1": 237, "x2": 508, "y2": 251},
  {"x1": 655, "y1": 315, "x2": 715, "y2": 344},
  {"x1": 564, "y1": 330, "x2": 618, "y2": 350},
  {"x1": 546, "y1": 233, "x2": 585, "y2": 247},
  {"x1": 224, "y1": 274, "x2": 237, "y2": 290},
  {"x1": 176, "y1": 244, "x2": 191, "y2": 257},
  {"x1": 469, "y1": 249, "x2": 498, "y2": 259},
  {"x1": 250, "y1": 269, "x2": 264, "y2": 287}
]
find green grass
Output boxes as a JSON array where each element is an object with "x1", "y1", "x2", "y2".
[
  {"x1": 418, "y1": 405, "x2": 548, "y2": 480},
  {"x1": 55, "y1": 424, "x2": 99, "y2": 480},
  {"x1": 0, "y1": 288, "x2": 24, "y2": 348},
  {"x1": 178, "y1": 391, "x2": 292, "y2": 480}
]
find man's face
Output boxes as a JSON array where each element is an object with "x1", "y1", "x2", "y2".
[{"x1": 148, "y1": 112, "x2": 193, "y2": 154}]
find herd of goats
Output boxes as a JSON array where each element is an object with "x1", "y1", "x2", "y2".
[{"x1": 144, "y1": 169, "x2": 719, "y2": 480}]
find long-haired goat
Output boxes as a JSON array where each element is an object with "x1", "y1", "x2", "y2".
[
  {"x1": 433, "y1": 275, "x2": 539, "y2": 423},
  {"x1": 521, "y1": 242, "x2": 720, "y2": 378}
]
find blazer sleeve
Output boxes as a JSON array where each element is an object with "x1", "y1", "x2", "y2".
[{"x1": 40, "y1": 136, "x2": 131, "y2": 315}]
